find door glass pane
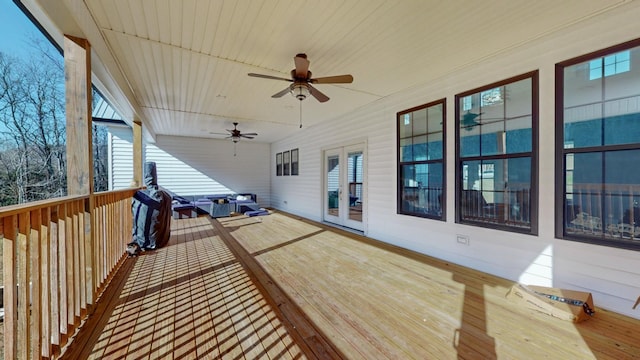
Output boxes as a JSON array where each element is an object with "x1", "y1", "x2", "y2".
[
  {"x1": 348, "y1": 151, "x2": 363, "y2": 222},
  {"x1": 327, "y1": 154, "x2": 340, "y2": 217}
]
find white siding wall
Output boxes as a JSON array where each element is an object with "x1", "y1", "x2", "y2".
[
  {"x1": 144, "y1": 141, "x2": 233, "y2": 195},
  {"x1": 109, "y1": 126, "x2": 135, "y2": 189},
  {"x1": 108, "y1": 132, "x2": 271, "y2": 206},
  {"x1": 271, "y1": 4, "x2": 640, "y2": 319},
  {"x1": 151, "y1": 135, "x2": 270, "y2": 206}
]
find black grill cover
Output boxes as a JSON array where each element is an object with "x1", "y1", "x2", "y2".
[{"x1": 131, "y1": 162, "x2": 171, "y2": 249}]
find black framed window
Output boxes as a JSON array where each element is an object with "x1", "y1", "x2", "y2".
[
  {"x1": 455, "y1": 71, "x2": 538, "y2": 234},
  {"x1": 397, "y1": 99, "x2": 445, "y2": 220},
  {"x1": 283, "y1": 150, "x2": 290, "y2": 176},
  {"x1": 556, "y1": 38, "x2": 640, "y2": 250},
  {"x1": 276, "y1": 152, "x2": 282, "y2": 176},
  {"x1": 291, "y1": 148, "x2": 299, "y2": 175}
]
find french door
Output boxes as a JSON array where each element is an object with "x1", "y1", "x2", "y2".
[{"x1": 324, "y1": 144, "x2": 365, "y2": 231}]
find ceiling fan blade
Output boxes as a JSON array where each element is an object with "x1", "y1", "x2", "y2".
[
  {"x1": 241, "y1": 133, "x2": 258, "y2": 136},
  {"x1": 294, "y1": 53, "x2": 310, "y2": 79},
  {"x1": 240, "y1": 135, "x2": 255, "y2": 139},
  {"x1": 272, "y1": 86, "x2": 292, "y2": 98},
  {"x1": 248, "y1": 73, "x2": 292, "y2": 82},
  {"x1": 310, "y1": 74, "x2": 353, "y2": 84},
  {"x1": 209, "y1": 132, "x2": 229, "y2": 136},
  {"x1": 308, "y1": 83, "x2": 330, "y2": 103}
]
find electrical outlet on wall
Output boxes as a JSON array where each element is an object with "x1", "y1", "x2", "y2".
[{"x1": 456, "y1": 234, "x2": 470, "y2": 245}]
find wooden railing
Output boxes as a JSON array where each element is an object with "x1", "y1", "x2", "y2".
[{"x1": 0, "y1": 188, "x2": 137, "y2": 359}]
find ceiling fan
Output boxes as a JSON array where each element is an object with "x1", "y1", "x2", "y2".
[
  {"x1": 248, "y1": 53, "x2": 353, "y2": 103},
  {"x1": 210, "y1": 122, "x2": 257, "y2": 143}
]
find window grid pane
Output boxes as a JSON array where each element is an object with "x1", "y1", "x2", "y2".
[
  {"x1": 398, "y1": 100, "x2": 445, "y2": 220},
  {"x1": 560, "y1": 42, "x2": 640, "y2": 249},
  {"x1": 457, "y1": 73, "x2": 536, "y2": 232}
]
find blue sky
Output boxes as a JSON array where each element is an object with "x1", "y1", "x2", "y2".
[
  {"x1": 0, "y1": 0, "x2": 59, "y2": 134},
  {"x1": 0, "y1": 0, "x2": 117, "y2": 118},
  {"x1": 0, "y1": 0, "x2": 42, "y2": 59}
]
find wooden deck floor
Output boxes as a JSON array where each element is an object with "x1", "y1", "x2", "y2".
[{"x1": 65, "y1": 212, "x2": 640, "y2": 359}]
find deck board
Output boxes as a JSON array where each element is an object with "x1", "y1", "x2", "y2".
[
  {"x1": 69, "y1": 212, "x2": 640, "y2": 360},
  {"x1": 216, "y1": 211, "x2": 640, "y2": 360}
]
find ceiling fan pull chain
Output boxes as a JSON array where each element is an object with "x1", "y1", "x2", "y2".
[{"x1": 299, "y1": 100, "x2": 303, "y2": 128}]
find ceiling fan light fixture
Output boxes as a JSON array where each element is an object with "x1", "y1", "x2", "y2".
[{"x1": 291, "y1": 83, "x2": 310, "y2": 100}]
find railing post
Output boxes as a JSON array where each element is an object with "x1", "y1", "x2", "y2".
[
  {"x1": 64, "y1": 34, "x2": 97, "y2": 320},
  {"x1": 64, "y1": 35, "x2": 93, "y2": 197},
  {"x1": 133, "y1": 119, "x2": 143, "y2": 187}
]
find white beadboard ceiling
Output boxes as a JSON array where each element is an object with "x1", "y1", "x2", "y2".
[{"x1": 26, "y1": 0, "x2": 632, "y2": 143}]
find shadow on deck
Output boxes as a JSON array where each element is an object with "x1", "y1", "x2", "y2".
[
  {"x1": 61, "y1": 216, "x2": 330, "y2": 360},
  {"x1": 61, "y1": 212, "x2": 640, "y2": 359}
]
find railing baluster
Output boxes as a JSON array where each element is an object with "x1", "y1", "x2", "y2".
[
  {"x1": 3, "y1": 215, "x2": 17, "y2": 359},
  {"x1": 108, "y1": 200, "x2": 114, "y2": 275},
  {"x1": 97, "y1": 200, "x2": 104, "y2": 287},
  {"x1": 78, "y1": 200, "x2": 86, "y2": 314},
  {"x1": 50, "y1": 205, "x2": 60, "y2": 354},
  {"x1": 30, "y1": 209, "x2": 42, "y2": 360},
  {"x1": 72, "y1": 200, "x2": 80, "y2": 324},
  {"x1": 41, "y1": 208, "x2": 51, "y2": 358},
  {"x1": 17, "y1": 212, "x2": 30, "y2": 360},
  {"x1": 59, "y1": 202, "x2": 68, "y2": 345},
  {"x1": 84, "y1": 198, "x2": 93, "y2": 307}
]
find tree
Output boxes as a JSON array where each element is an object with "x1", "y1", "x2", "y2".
[
  {"x1": 0, "y1": 38, "x2": 112, "y2": 206},
  {"x1": 0, "y1": 52, "x2": 39, "y2": 204},
  {"x1": 92, "y1": 119, "x2": 109, "y2": 192}
]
